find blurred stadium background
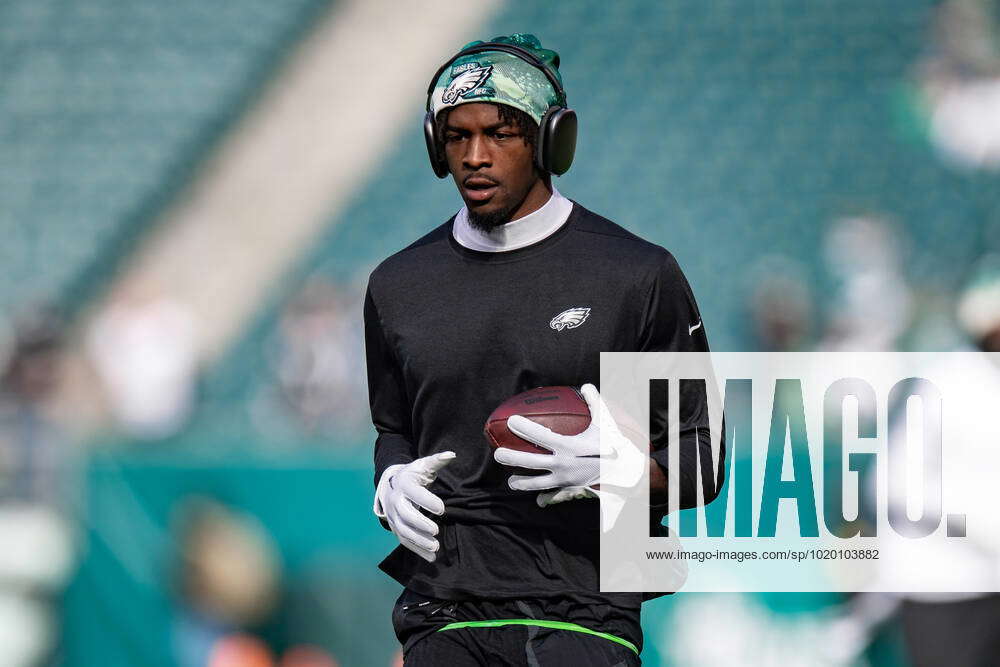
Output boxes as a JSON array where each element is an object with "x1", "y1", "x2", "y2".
[{"x1": 2, "y1": 0, "x2": 1000, "y2": 664}]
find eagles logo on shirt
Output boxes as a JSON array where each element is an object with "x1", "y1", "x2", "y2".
[
  {"x1": 442, "y1": 64, "x2": 494, "y2": 104},
  {"x1": 550, "y1": 307, "x2": 591, "y2": 331}
]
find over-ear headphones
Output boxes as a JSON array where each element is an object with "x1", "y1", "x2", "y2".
[{"x1": 423, "y1": 42, "x2": 577, "y2": 179}]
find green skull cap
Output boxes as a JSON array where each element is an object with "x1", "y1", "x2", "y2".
[{"x1": 430, "y1": 33, "x2": 564, "y2": 126}]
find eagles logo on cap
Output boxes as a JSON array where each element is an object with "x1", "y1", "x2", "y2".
[{"x1": 442, "y1": 64, "x2": 493, "y2": 104}]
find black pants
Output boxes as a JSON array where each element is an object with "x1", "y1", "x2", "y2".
[
  {"x1": 900, "y1": 595, "x2": 1000, "y2": 667},
  {"x1": 394, "y1": 589, "x2": 642, "y2": 666}
]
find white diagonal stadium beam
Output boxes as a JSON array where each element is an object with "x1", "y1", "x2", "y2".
[
  {"x1": 56, "y1": 0, "x2": 501, "y2": 427},
  {"x1": 116, "y1": 0, "x2": 502, "y2": 362}
]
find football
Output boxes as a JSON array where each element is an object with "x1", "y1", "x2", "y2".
[{"x1": 484, "y1": 386, "x2": 591, "y2": 454}]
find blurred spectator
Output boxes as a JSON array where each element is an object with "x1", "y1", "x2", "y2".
[
  {"x1": 956, "y1": 253, "x2": 1000, "y2": 350},
  {"x1": 652, "y1": 593, "x2": 857, "y2": 666},
  {"x1": 820, "y1": 215, "x2": 913, "y2": 351},
  {"x1": 833, "y1": 255, "x2": 1000, "y2": 666},
  {"x1": 208, "y1": 634, "x2": 275, "y2": 667},
  {"x1": 0, "y1": 307, "x2": 67, "y2": 504},
  {"x1": 253, "y1": 277, "x2": 368, "y2": 442},
  {"x1": 87, "y1": 281, "x2": 199, "y2": 439},
  {"x1": 911, "y1": 0, "x2": 1000, "y2": 169},
  {"x1": 894, "y1": 256, "x2": 1000, "y2": 665},
  {"x1": 0, "y1": 307, "x2": 75, "y2": 666},
  {"x1": 745, "y1": 255, "x2": 816, "y2": 351},
  {"x1": 279, "y1": 645, "x2": 339, "y2": 667},
  {"x1": 171, "y1": 497, "x2": 281, "y2": 667}
]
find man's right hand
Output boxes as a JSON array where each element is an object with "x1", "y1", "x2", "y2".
[{"x1": 373, "y1": 451, "x2": 456, "y2": 563}]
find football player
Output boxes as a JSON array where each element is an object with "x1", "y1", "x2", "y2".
[{"x1": 364, "y1": 33, "x2": 721, "y2": 665}]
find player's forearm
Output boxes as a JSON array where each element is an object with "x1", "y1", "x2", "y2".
[
  {"x1": 649, "y1": 427, "x2": 724, "y2": 510},
  {"x1": 649, "y1": 458, "x2": 667, "y2": 505},
  {"x1": 373, "y1": 431, "x2": 417, "y2": 487}
]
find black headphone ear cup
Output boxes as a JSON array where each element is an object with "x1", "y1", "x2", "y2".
[
  {"x1": 535, "y1": 107, "x2": 551, "y2": 173},
  {"x1": 424, "y1": 111, "x2": 449, "y2": 179},
  {"x1": 537, "y1": 106, "x2": 577, "y2": 176}
]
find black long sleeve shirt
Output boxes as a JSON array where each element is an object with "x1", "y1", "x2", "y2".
[{"x1": 364, "y1": 201, "x2": 717, "y2": 619}]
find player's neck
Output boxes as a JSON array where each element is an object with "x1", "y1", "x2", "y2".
[
  {"x1": 453, "y1": 185, "x2": 572, "y2": 253},
  {"x1": 507, "y1": 179, "x2": 553, "y2": 222}
]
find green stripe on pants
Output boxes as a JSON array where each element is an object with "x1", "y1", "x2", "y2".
[{"x1": 436, "y1": 619, "x2": 639, "y2": 655}]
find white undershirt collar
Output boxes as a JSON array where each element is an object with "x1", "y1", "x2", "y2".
[{"x1": 452, "y1": 185, "x2": 573, "y2": 252}]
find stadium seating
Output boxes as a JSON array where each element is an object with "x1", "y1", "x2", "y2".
[{"x1": 0, "y1": 0, "x2": 330, "y2": 316}]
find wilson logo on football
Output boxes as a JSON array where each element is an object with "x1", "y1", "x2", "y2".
[{"x1": 550, "y1": 307, "x2": 591, "y2": 331}]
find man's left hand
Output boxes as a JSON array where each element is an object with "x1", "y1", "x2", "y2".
[{"x1": 493, "y1": 383, "x2": 646, "y2": 508}]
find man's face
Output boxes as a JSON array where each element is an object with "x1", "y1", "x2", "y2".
[{"x1": 443, "y1": 103, "x2": 548, "y2": 231}]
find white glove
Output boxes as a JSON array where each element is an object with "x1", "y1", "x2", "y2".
[
  {"x1": 493, "y1": 384, "x2": 646, "y2": 525},
  {"x1": 373, "y1": 451, "x2": 456, "y2": 563}
]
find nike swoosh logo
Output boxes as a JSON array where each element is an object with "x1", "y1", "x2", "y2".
[{"x1": 688, "y1": 321, "x2": 702, "y2": 335}]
